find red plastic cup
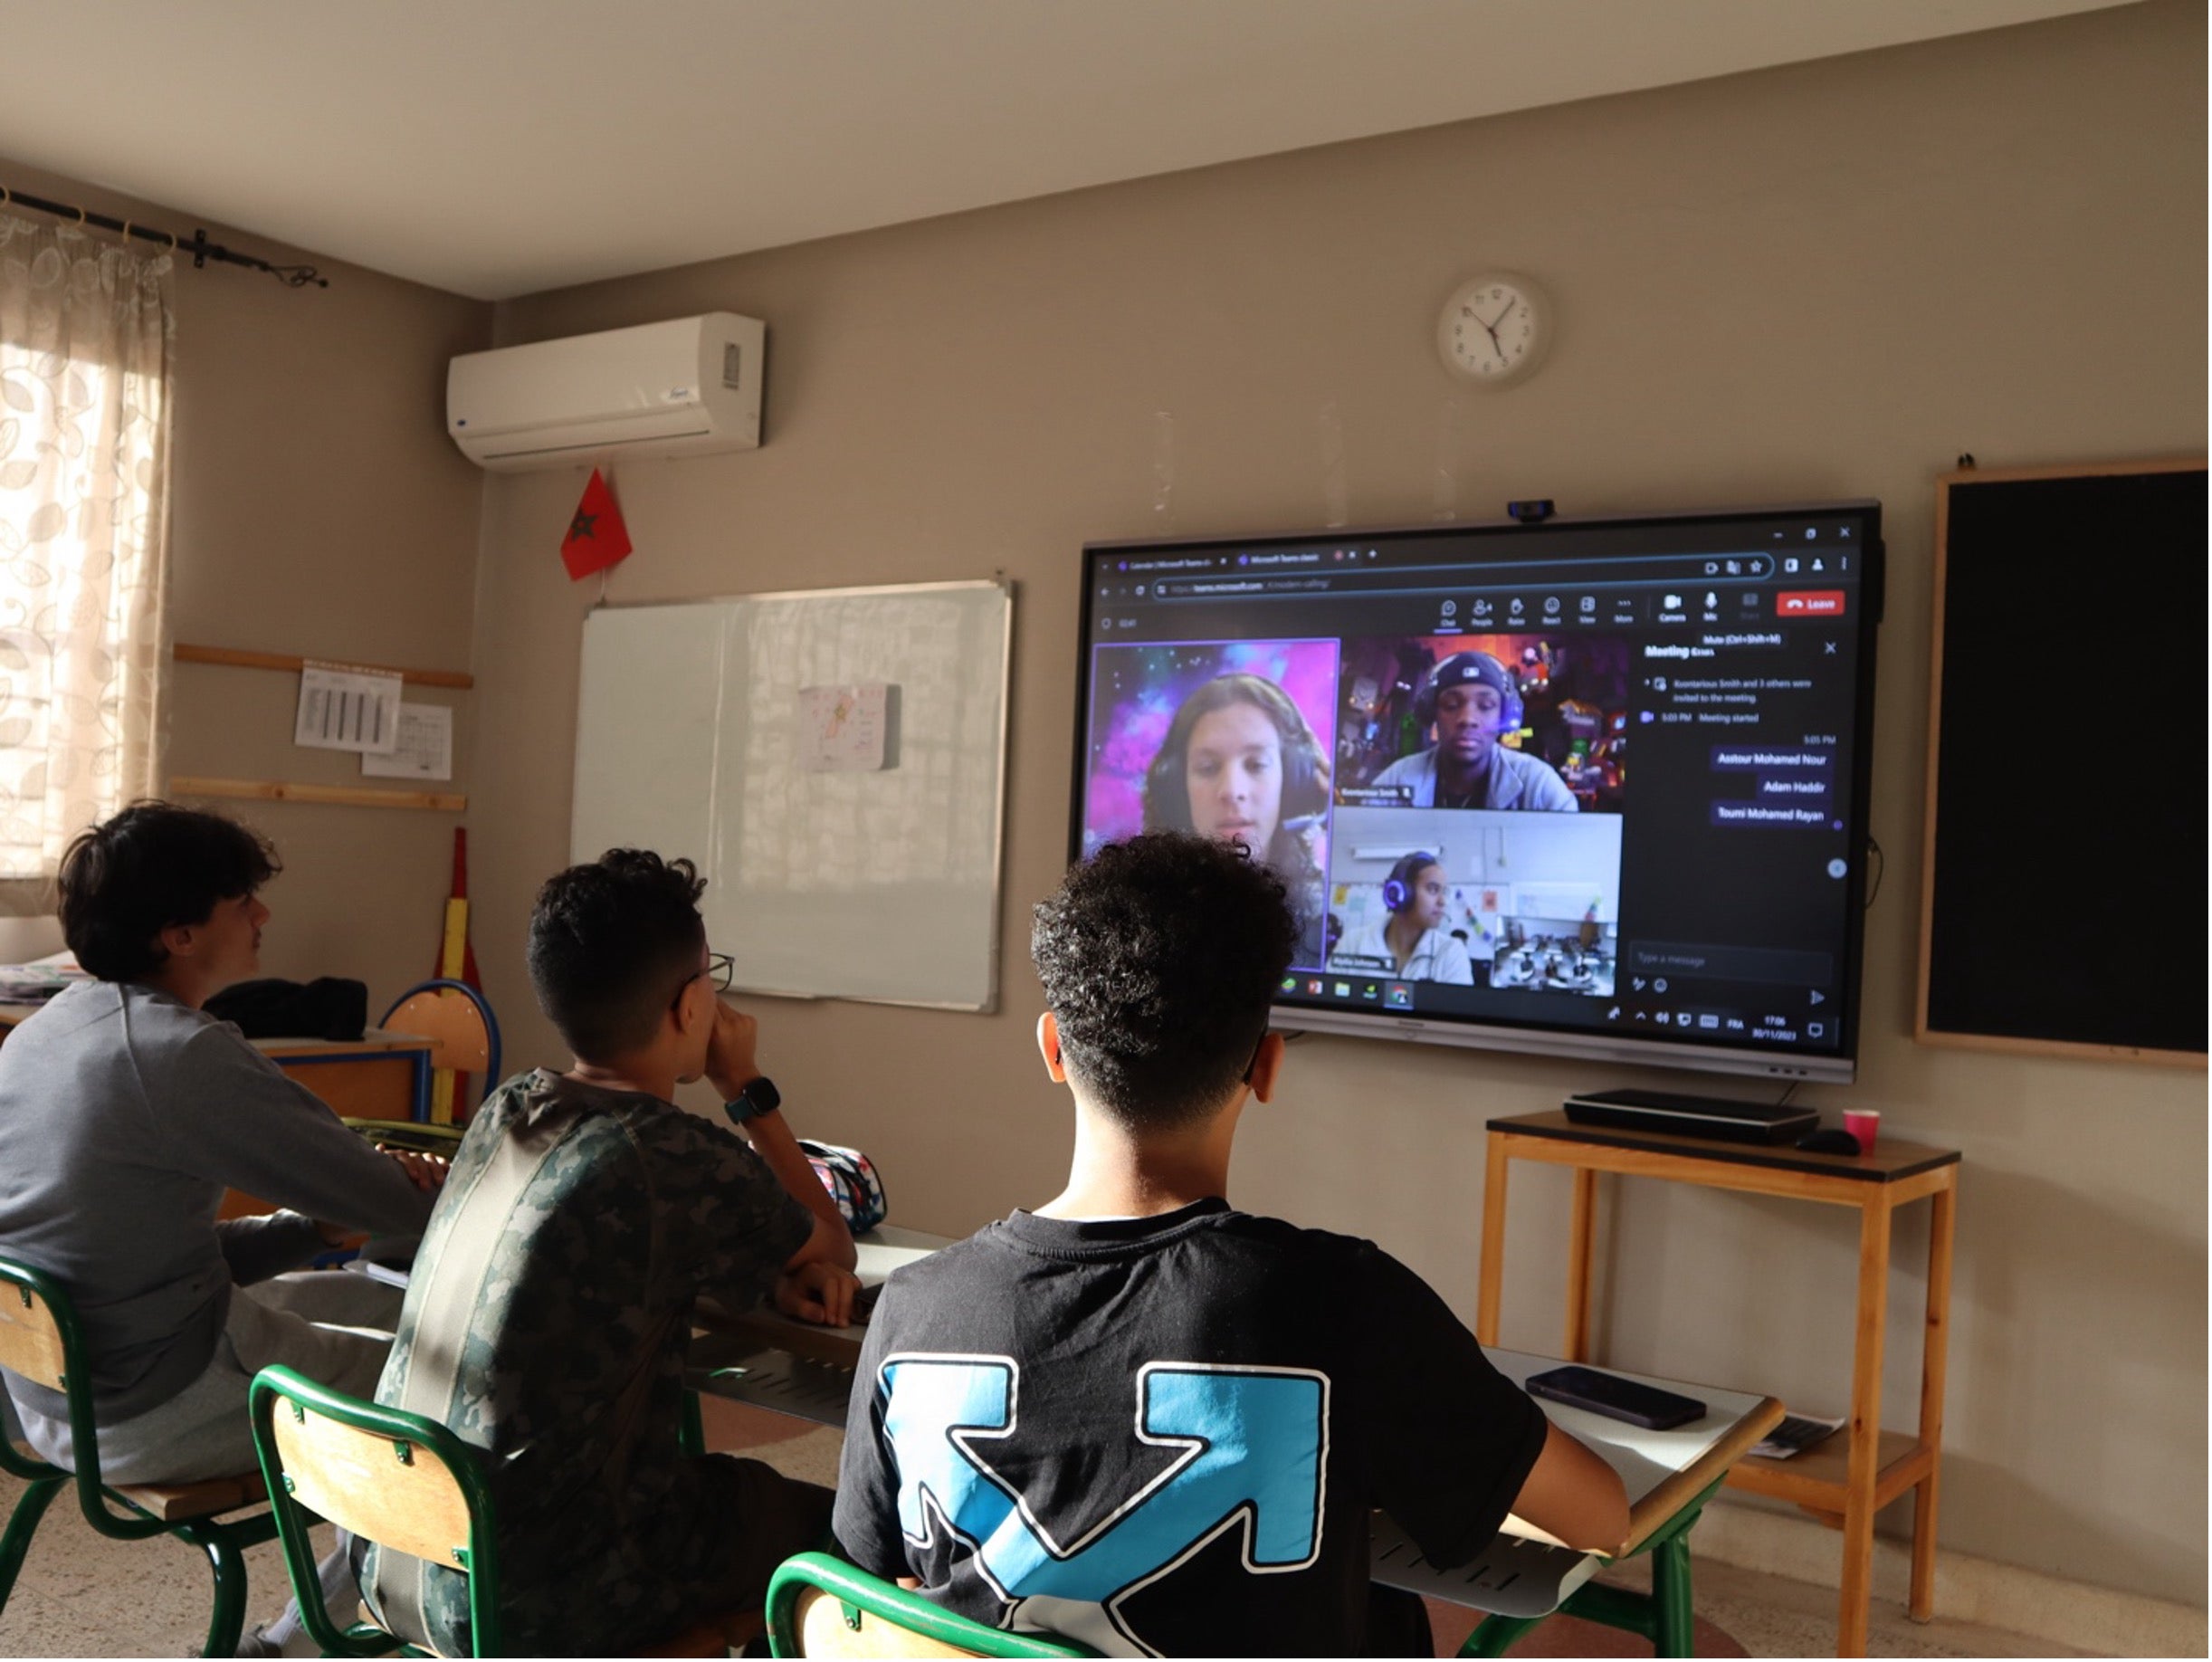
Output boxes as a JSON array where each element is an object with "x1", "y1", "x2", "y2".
[{"x1": 1843, "y1": 1107, "x2": 1881, "y2": 1155}]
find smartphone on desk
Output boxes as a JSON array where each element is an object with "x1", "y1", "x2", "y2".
[{"x1": 1524, "y1": 1365, "x2": 1705, "y2": 1430}]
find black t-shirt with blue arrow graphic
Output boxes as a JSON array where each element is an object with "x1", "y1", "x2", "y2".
[{"x1": 832, "y1": 1199, "x2": 1549, "y2": 1657}]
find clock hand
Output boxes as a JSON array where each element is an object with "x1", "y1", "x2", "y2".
[{"x1": 1479, "y1": 299, "x2": 1519, "y2": 331}]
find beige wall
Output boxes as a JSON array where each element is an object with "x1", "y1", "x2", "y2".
[
  {"x1": 472, "y1": 1, "x2": 2207, "y2": 1602},
  {"x1": 0, "y1": 156, "x2": 491, "y2": 1009}
]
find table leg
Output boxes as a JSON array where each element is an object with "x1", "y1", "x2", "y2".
[
  {"x1": 1910, "y1": 1178, "x2": 1957, "y2": 1621},
  {"x1": 1837, "y1": 1193, "x2": 1893, "y2": 1657},
  {"x1": 1565, "y1": 1168, "x2": 1597, "y2": 1361},
  {"x1": 1652, "y1": 1533, "x2": 1695, "y2": 1658},
  {"x1": 1460, "y1": 1614, "x2": 1541, "y2": 1657},
  {"x1": 1476, "y1": 1134, "x2": 1510, "y2": 1346},
  {"x1": 410, "y1": 1050, "x2": 432, "y2": 1122}
]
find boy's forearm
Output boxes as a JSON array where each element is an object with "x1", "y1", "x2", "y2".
[{"x1": 741, "y1": 1109, "x2": 858, "y2": 1268}]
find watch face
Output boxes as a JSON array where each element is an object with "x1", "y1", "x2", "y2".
[{"x1": 1440, "y1": 275, "x2": 1547, "y2": 387}]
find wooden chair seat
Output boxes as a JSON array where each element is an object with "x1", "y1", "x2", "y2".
[{"x1": 110, "y1": 1468, "x2": 267, "y2": 1524}]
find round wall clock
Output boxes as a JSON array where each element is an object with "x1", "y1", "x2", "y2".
[{"x1": 1437, "y1": 272, "x2": 1551, "y2": 387}]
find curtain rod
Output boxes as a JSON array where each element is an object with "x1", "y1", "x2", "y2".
[{"x1": 0, "y1": 180, "x2": 328, "y2": 289}]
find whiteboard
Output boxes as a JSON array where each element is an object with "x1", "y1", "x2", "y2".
[{"x1": 572, "y1": 580, "x2": 1012, "y2": 1010}]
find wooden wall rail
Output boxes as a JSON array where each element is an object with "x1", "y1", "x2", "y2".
[
  {"x1": 174, "y1": 643, "x2": 474, "y2": 691},
  {"x1": 169, "y1": 777, "x2": 466, "y2": 813}
]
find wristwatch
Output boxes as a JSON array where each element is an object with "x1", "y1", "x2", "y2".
[{"x1": 722, "y1": 1075, "x2": 782, "y2": 1124}]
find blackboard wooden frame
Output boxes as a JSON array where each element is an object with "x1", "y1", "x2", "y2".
[{"x1": 1915, "y1": 456, "x2": 2206, "y2": 1067}]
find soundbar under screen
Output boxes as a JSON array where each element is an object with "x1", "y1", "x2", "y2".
[{"x1": 1073, "y1": 503, "x2": 1883, "y2": 1082}]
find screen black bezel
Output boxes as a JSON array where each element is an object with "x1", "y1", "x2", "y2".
[{"x1": 1070, "y1": 501, "x2": 1885, "y2": 1083}]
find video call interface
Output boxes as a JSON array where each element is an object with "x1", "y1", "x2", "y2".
[{"x1": 1074, "y1": 506, "x2": 1881, "y2": 1060}]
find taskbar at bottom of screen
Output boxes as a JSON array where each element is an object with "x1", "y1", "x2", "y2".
[{"x1": 1273, "y1": 975, "x2": 1841, "y2": 1053}]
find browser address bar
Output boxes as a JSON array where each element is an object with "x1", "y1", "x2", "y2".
[{"x1": 1157, "y1": 550, "x2": 1775, "y2": 599}]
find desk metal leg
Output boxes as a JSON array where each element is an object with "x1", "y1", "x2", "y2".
[
  {"x1": 1460, "y1": 1611, "x2": 1540, "y2": 1657},
  {"x1": 1910, "y1": 1179, "x2": 1957, "y2": 1621},
  {"x1": 410, "y1": 1051, "x2": 432, "y2": 1122},
  {"x1": 1837, "y1": 1193, "x2": 1893, "y2": 1657},
  {"x1": 1476, "y1": 1134, "x2": 1510, "y2": 1346},
  {"x1": 1565, "y1": 1168, "x2": 1597, "y2": 1362},
  {"x1": 1652, "y1": 1533, "x2": 1694, "y2": 1657}
]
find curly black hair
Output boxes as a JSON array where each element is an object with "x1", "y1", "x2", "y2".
[
  {"x1": 1031, "y1": 831, "x2": 1296, "y2": 1131},
  {"x1": 59, "y1": 802, "x2": 280, "y2": 981},
  {"x1": 529, "y1": 848, "x2": 709, "y2": 1064}
]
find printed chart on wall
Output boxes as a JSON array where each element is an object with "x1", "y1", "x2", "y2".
[{"x1": 571, "y1": 580, "x2": 1012, "y2": 1009}]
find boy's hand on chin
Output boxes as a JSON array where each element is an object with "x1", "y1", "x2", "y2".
[
  {"x1": 705, "y1": 999, "x2": 762, "y2": 1096},
  {"x1": 773, "y1": 1261, "x2": 861, "y2": 1327}
]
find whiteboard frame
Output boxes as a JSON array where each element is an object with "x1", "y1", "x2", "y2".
[{"x1": 574, "y1": 577, "x2": 1015, "y2": 1013}]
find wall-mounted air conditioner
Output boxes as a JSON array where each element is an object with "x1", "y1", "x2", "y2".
[{"x1": 447, "y1": 312, "x2": 764, "y2": 472}]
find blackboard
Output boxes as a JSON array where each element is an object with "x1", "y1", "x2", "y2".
[{"x1": 1917, "y1": 460, "x2": 2206, "y2": 1064}]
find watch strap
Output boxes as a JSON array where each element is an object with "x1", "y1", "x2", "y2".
[{"x1": 723, "y1": 1075, "x2": 782, "y2": 1124}]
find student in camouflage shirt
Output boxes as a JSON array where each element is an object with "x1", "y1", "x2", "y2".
[{"x1": 364, "y1": 850, "x2": 859, "y2": 1656}]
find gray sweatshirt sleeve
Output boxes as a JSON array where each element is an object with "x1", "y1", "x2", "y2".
[
  {"x1": 156, "y1": 1026, "x2": 436, "y2": 1237},
  {"x1": 217, "y1": 1208, "x2": 329, "y2": 1284}
]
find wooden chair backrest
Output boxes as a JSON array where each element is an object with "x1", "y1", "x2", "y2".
[
  {"x1": 384, "y1": 989, "x2": 491, "y2": 1075},
  {"x1": 0, "y1": 1282, "x2": 69, "y2": 1393},
  {"x1": 272, "y1": 1400, "x2": 476, "y2": 1571},
  {"x1": 794, "y1": 1587, "x2": 987, "y2": 1659}
]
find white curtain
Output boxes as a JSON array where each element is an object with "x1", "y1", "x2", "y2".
[{"x1": 0, "y1": 214, "x2": 173, "y2": 903}]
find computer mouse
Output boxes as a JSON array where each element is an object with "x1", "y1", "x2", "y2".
[{"x1": 1796, "y1": 1128, "x2": 1864, "y2": 1155}]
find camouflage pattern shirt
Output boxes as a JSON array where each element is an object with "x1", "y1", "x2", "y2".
[{"x1": 363, "y1": 1069, "x2": 814, "y2": 1654}]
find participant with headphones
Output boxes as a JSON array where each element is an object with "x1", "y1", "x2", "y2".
[
  {"x1": 1144, "y1": 673, "x2": 1330, "y2": 962},
  {"x1": 1375, "y1": 651, "x2": 1577, "y2": 811},
  {"x1": 1329, "y1": 851, "x2": 1475, "y2": 983}
]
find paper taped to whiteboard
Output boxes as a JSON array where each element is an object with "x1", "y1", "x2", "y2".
[{"x1": 796, "y1": 683, "x2": 890, "y2": 772}]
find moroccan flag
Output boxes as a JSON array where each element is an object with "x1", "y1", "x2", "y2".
[{"x1": 560, "y1": 467, "x2": 633, "y2": 580}]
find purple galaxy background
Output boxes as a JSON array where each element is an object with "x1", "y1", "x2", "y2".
[{"x1": 1082, "y1": 639, "x2": 1340, "y2": 850}]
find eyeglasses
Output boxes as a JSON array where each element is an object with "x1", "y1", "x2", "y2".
[{"x1": 672, "y1": 951, "x2": 737, "y2": 1012}]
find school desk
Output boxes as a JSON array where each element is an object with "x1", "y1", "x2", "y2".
[
  {"x1": 690, "y1": 1237, "x2": 1784, "y2": 1651},
  {"x1": 1475, "y1": 1110, "x2": 1960, "y2": 1657}
]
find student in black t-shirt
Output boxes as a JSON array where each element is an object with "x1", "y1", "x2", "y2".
[{"x1": 834, "y1": 832, "x2": 1627, "y2": 1657}]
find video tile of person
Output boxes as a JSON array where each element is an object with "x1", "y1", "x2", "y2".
[
  {"x1": 1323, "y1": 806, "x2": 1621, "y2": 997},
  {"x1": 1334, "y1": 634, "x2": 1631, "y2": 815},
  {"x1": 1080, "y1": 638, "x2": 1340, "y2": 968}
]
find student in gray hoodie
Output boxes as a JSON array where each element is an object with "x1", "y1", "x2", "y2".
[{"x1": 0, "y1": 802, "x2": 443, "y2": 1485}]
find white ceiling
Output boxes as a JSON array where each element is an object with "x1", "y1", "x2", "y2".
[{"x1": 0, "y1": 0, "x2": 2137, "y2": 301}]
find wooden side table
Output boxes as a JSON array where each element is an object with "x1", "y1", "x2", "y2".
[{"x1": 1474, "y1": 1111, "x2": 1959, "y2": 1658}]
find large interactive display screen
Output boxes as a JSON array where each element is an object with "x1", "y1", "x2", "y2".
[{"x1": 1073, "y1": 503, "x2": 1884, "y2": 1084}]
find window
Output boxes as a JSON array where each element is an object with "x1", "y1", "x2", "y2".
[{"x1": 0, "y1": 217, "x2": 172, "y2": 884}]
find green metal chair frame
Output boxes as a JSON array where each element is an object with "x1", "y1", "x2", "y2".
[
  {"x1": 1460, "y1": 1475, "x2": 1727, "y2": 1658},
  {"x1": 249, "y1": 1363, "x2": 503, "y2": 1657},
  {"x1": 767, "y1": 1551, "x2": 1098, "y2": 1658},
  {"x1": 0, "y1": 1256, "x2": 279, "y2": 1657},
  {"x1": 249, "y1": 1366, "x2": 710, "y2": 1658}
]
